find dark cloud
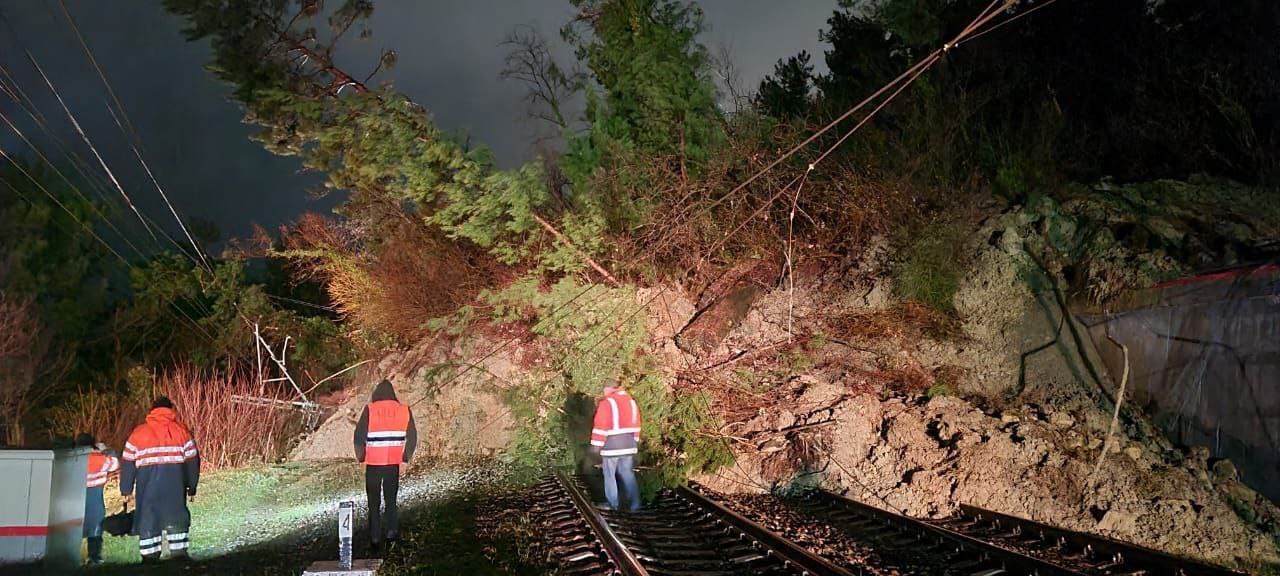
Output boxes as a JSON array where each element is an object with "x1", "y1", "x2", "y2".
[{"x1": 0, "y1": 0, "x2": 835, "y2": 244}]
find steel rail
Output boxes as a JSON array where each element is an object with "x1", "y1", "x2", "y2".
[
  {"x1": 556, "y1": 472, "x2": 650, "y2": 576},
  {"x1": 809, "y1": 489, "x2": 1089, "y2": 576},
  {"x1": 957, "y1": 503, "x2": 1247, "y2": 576},
  {"x1": 681, "y1": 482, "x2": 858, "y2": 576}
]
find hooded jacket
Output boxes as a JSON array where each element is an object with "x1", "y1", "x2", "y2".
[
  {"x1": 353, "y1": 380, "x2": 418, "y2": 466},
  {"x1": 122, "y1": 407, "x2": 199, "y2": 535}
]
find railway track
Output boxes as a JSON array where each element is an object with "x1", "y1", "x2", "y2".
[
  {"x1": 534, "y1": 474, "x2": 1244, "y2": 576},
  {"x1": 549, "y1": 472, "x2": 854, "y2": 575},
  {"x1": 786, "y1": 487, "x2": 1245, "y2": 576}
]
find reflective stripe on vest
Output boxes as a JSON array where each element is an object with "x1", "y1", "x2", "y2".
[
  {"x1": 86, "y1": 453, "x2": 119, "y2": 488},
  {"x1": 365, "y1": 400, "x2": 410, "y2": 466},
  {"x1": 590, "y1": 390, "x2": 641, "y2": 456},
  {"x1": 123, "y1": 439, "x2": 197, "y2": 468}
]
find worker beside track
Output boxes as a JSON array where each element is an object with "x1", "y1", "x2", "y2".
[
  {"x1": 590, "y1": 379, "x2": 642, "y2": 511},
  {"x1": 121, "y1": 396, "x2": 200, "y2": 562},
  {"x1": 79, "y1": 433, "x2": 119, "y2": 566},
  {"x1": 353, "y1": 379, "x2": 418, "y2": 551}
]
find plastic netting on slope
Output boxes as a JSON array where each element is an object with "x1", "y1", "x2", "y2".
[{"x1": 1081, "y1": 263, "x2": 1280, "y2": 503}]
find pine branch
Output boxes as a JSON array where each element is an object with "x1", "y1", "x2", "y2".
[{"x1": 531, "y1": 212, "x2": 620, "y2": 286}]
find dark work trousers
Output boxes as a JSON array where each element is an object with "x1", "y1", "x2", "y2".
[
  {"x1": 83, "y1": 486, "x2": 105, "y2": 563},
  {"x1": 365, "y1": 465, "x2": 401, "y2": 543}
]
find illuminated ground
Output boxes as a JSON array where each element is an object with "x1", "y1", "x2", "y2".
[{"x1": 11, "y1": 458, "x2": 539, "y2": 575}]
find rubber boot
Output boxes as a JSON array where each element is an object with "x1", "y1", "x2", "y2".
[{"x1": 87, "y1": 537, "x2": 103, "y2": 565}]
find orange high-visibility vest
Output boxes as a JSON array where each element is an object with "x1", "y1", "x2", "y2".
[
  {"x1": 364, "y1": 400, "x2": 410, "y2": 465},
  {"x1": 86, "y1": 451, "x2": 120, "y2": 488},
  {"x1": 590, "y1": 389, "x2": 642, "y2": 457}
]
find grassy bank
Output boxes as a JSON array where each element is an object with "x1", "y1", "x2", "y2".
[{"x1": 11, "y1": 458, "x2": 541, "y2": 575}]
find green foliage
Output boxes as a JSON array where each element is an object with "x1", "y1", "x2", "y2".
[
  {"x1": 548, "y1": 0, "x2": 730, "y2": 245},
  {"x1": 117, "y1": 255, "x2": 352, "y2": 376},
  {"x1": 167, "y1": 0, "x2": 602, "y2": 276},
  {"x1": 563, "y1": 0, "x2": 723, "y2": 162},
  {"x1": 893, "y1": 219, "x2": 964, "y2": 313},
  {"x1": 926, "y1": 382, "x2": 952, "y2": 398},
  {"x1": 806, "y1": 0, "x2": 1280, "y2": 188},
  {"x1": 1, "y1": 157, "x2": 352, "y2": 444},
  {"x1": 488, "y1": 277, "x2": 731, "y2": 488},
  {"x1": 0, "y1": 161, "x2": 112, "y2": 367},
  {"x1": 815, "y1": 6, "x2": 908, "y2": 115},
  {"x1": 756, "y1": 51, "x2": 814, "y2": 120}
]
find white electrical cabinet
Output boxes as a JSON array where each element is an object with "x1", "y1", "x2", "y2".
[{"x1": 0, "y1": 447, "x2": 88, "y2": 567}]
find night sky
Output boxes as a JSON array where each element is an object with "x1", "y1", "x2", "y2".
[{"x1": 0, "y1": 0, "x2": 835, "y2": 247}]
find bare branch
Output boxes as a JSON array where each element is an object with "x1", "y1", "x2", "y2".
[{"x1": 500, "y1": 25, "x2": 579, "y2": 132}]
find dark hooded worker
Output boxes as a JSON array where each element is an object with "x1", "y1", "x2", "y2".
[
  {"x1": 78, "y1": 433, "x2": 119, "y2": 566},
  {"x1": 121, "y1": 396, "x2": 200, "y2": 562},
  {"x1": 353, "y1": 379, "x2": 417, "y2": 550}
]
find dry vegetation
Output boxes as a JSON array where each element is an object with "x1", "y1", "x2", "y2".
[
  {"x1": 0, "y1": 291, "x2": 51, "y2": 446},
  {"x1": 277, "y1": 213, "x2": 497, "y2": 344},
  {"x1": 53, "y1": 366, "x2": 299, "y2": 470}
]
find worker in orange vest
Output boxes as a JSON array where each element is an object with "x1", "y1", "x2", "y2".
[
  {"x1": 78, "y1": 433, "x2": 119, "y2": 565},
  {"x1": 590, "y1": 379, "x2": 642, "y2": 511},
  {"x1": 121, "y1": 397, "x2": 200, "y2": 562},
  {"x1": 353, "y1": 379, "x2": 417, "y2": 550}
]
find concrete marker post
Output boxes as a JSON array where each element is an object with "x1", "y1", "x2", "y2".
[{"x1": 302, "y1": 500, "x2": 381, "y2": 576}]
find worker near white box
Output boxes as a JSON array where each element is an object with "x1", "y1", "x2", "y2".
[
  {"x1": 353, "y1": 379, "x2": 417, "y2": 551},
  {"x1": 121, "y1": 396, "x2": 200, "y2": 562},
  {"x1": 78, "y1": 433, "x2": 119, "y2": 565}
]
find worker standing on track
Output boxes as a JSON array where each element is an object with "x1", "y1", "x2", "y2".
[
  {"x1": 79, "y1": 433, "x2": 119, "y2": 566},
  {"x1": 353, "y1": 379, "x2": 418, "y2": 551},
  {"x1": 121, "y1": 396, "x2": 200, "y2": 563},
  {"x1": 590, "y1": 379, "x2": 642, "y2": 511}
]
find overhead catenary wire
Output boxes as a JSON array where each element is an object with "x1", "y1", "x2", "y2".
[
  {"x1": 55, "y1": 0, "x2": 141, "y2": 144},
  {"x1": 0, "y1": 63, "x2": 134, "y2": 214},
  {"x1": 0, "y1": 108, "x2": 148, "y2": 260},
  {"x1": 690, "y1": 0, "x2": 1010, "y2": 221},
  {"x1": 2, "y1": 27, "x2": 228, "y2": 331},
  {"x1": 688, "y1": 0, "x2": 1031, "y2": 265},
  {"x1": 48, "y1": 2, "x2": 344, "y2": 331},
  {"x1": 0, "y1": 159, "x2": 128, "y2": 265},
  {"x1": 956, "y1": 0, "x2": 1062, "y2": 48},
  {"x1": 50, "y1": 0, "x2": 215, "y2": 272},
  {"x1": 0, "y1": 57, "x2": 223, "y2": 323},
  {"x1": 104, "y1": 102, "x2": 213, "y2": 272},
  {"x1": 0, "y1": 67, "x2": 189, "y2": 264},
  {"x1": 4, "y1": 13, "x2": 235, "y2": 323},
  {"x1": 23, "y1": 50, "x2": 158, "y2": 241},
  {"x1": 0, "y1": 75, "x2": 218, "y2": 317},
  {"x1": 0, "y1": 173, "x2": 222, "y2": 347},
  {"x1": 1, "y1": 8, "x2": 309, "y2": 358}
]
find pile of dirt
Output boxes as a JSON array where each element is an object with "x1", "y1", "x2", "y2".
[
  {"x1": 689, "y1": 210, "x2": 1279, "y2": 569},
  {"x1": 697, "y1": 386, "x2": 1279, "y2": 568},
  {"x1": 292, "y1": 333, "x2": 532, "y2": 461}
]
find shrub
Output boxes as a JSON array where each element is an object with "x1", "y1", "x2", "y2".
[
  {"x1": 157, "y1": 366, "x2": 301, "y2": 470},
  {"x1": 894, "y1": 218, "x2": 966, "y2": 314},
  {"x1": 46, "y1": 388, "x2": 141, "y2": 450},
  {"x1": 0, "y1": 291, "x2": 46, "y2": 446},
  {"x1": 48, "y1": 366, "x2": 300, "y2": 469},
  {"x1": 280, "y1": 213, "x2": 493, "y2": 345},
  {"x1": 925, "y1": 383, "x2": 952, "y2": 398},
  {"x1": 490, "y1": 277, "x2": 732, "y2": 489}
]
